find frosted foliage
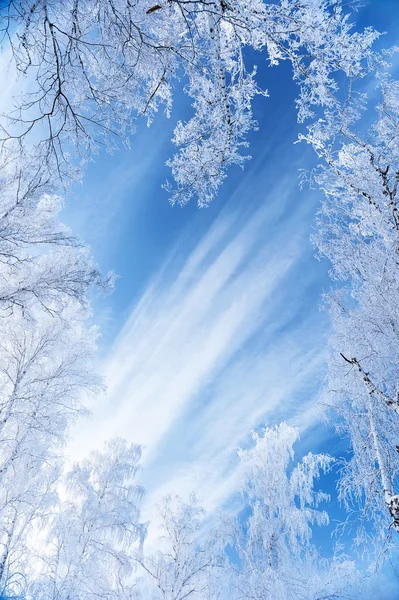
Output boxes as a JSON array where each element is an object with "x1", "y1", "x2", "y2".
[
  {"x1": 0, "y1": 0, "x2": 380, "y2": 206},
  {"x1": 0, "y1": 154, "x2": 110, "y2": 596},
  {"x1": 0, "y1": 316, "x2": 101, "y2": 596},
  {"x1": 28, "y1": 439, "x2": 146, "y2": 600},
  {"x1": 0, "y1": 283, "x2": 101, "y2": 596},
  {"x1": 233, "y1": 423, "x2": 357, "y2": 600},
  {"x1": 325, "y1": 290, "x2": 399, "y2": 547},
  {"x1": 138, "y1": 494, "x2": 225, "y2": 600},
  {"x1": 307, "y1": 70, "x2": 399, "y2": 541},
  {"x1": 0, "y1": 164, "x2": 111, "y2": 318},
  {"x1": 0, "y1": 0, "x2": 398, "y2": 593}
]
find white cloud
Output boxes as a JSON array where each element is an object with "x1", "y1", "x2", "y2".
[{"x1": 68, "y1": 172, "x2": 329, "y2": 531}]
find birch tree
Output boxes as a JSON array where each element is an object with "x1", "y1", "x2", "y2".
[
  {"x1": 324, "y1": 295, "x2": 399, "y2": 549},
  {"x1": 303, "y1": 67, "x2": 399, "y2": 540}
]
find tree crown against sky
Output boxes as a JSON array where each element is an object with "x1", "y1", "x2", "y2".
[{"x1": 0, "y1": 0, "x2": 382, "y2": 205}]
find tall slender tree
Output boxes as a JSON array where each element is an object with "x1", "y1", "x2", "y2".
[{"x1": 306, "y1": 69, "x2": 399, "y2": 539}]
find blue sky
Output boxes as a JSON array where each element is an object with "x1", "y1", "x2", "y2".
[{"x1": 61, "y1": 0, "x2": 399, "y2": 559}]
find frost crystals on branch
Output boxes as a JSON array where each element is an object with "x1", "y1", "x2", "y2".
[
  {"x1": 28, "y1": 439, "x2": 146, "y2": 600},
  {"x1": 137, "y1": 494, "x2": 226, "y2": 599},
  {"x1": 0, "y1": 0, "x2": 381, "y2": 206},
  {"x1": 230, "y1": 423, "x2": 358, "y2": 600},
  {"x1": 303, "y1": 47, "x2": 399, "y2": 543}
]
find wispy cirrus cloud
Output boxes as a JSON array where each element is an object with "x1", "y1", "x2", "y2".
[{"x1": 68, "y1": 168, "x2": 330, "y2": 524}]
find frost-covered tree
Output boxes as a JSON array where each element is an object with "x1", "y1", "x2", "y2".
[
  {"x1": 0, "y1": 152, "x2": 111, "y2": 596},
  {"x1": 28, "y1": 439, "x2": 146, "y2": 600},
  {"x1": 323, "y1": 285, "x2": 399, "y2": 546},
  {"x1": 0, "y1": 163, "x2": 111, "y2": 318},
  {"x1": 0, "y1": 0, "x2": 380, "y2": 205},
  {"x1": 137, "y1": 494, "x2": 225, "y2": 600},
  {"x1": 231, "y1": 423, "x2": 357, "y2": 600},
  {"x1": 329, "y1": 330, "x2": 399, "y2": 554},
  {"x1": 304, "y1": 69, "x2": 399, "y2": 539},
  {"x1": 0, "y1": 308, "x2": 101, "y2": 597}
]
